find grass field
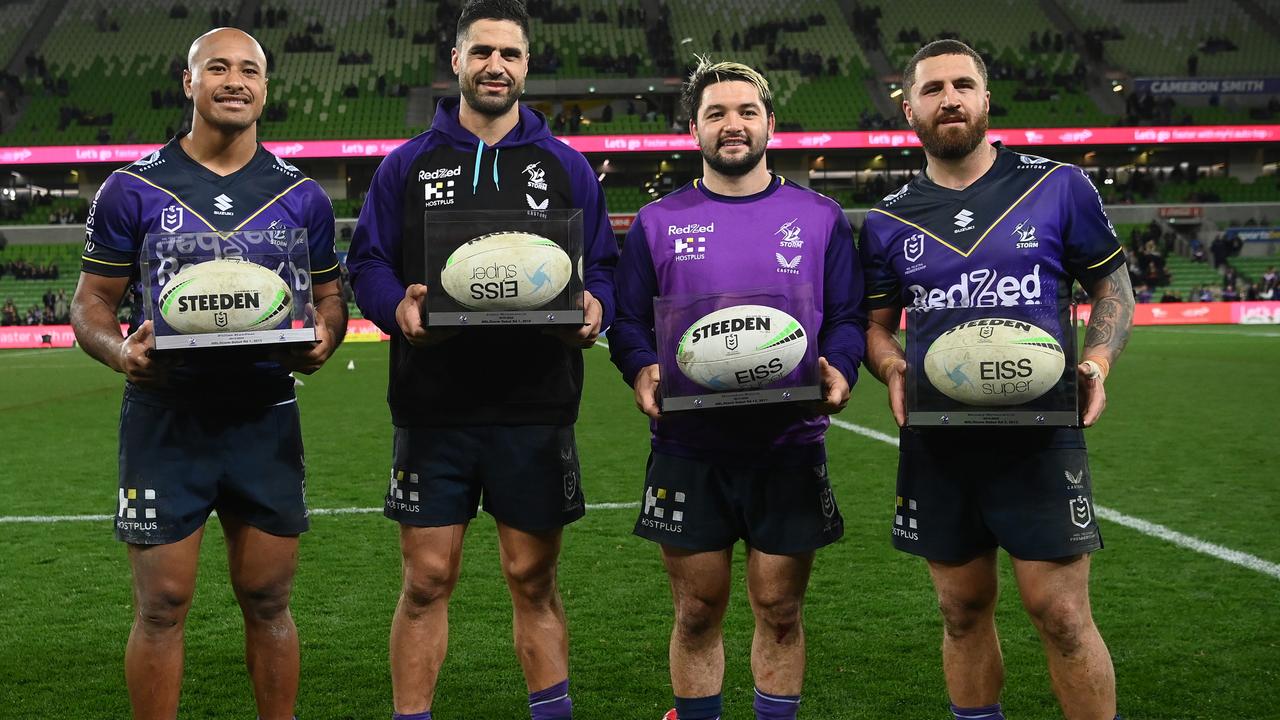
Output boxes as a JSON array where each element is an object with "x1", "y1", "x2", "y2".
[{"x1": 1, "y1": 325, "x2": 1278, "y2": 719}]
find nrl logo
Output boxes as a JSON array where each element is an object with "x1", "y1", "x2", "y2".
[
  {"x1": 903, "y1": 233, "x2": 925, "y2": 262},
  {"x1": 1069, "y1": 495, "x2": 1092, "y2": 529},
  {"x1": 160, "y1": 205, "x2": 184, "y2": 232},
  {"x1": 725, "y1": 333, "x2": 739, "y2": 351}
]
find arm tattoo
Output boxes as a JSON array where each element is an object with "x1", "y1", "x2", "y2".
[{"x1": 1083, "y1": 265, "x2": 1135, "y2": 364}]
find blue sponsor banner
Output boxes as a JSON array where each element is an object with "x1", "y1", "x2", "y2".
[
  {"x1": 1224, "y1": 227, "x2": 1280, "y2": 242},
  {"x1": 1134, "y1": 78, "x2": 1280, "y2": 96}
]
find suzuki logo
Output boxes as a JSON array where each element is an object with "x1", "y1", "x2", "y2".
[
  {"x1": 954, "y1": 209, "x2": 974, "y2": 228},
  {"x1": 213, "y1": 194, "x2": 233, "y2": 212}
]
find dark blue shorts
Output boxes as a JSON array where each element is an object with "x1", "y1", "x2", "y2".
[
  {"x1": 385, "y1": 425, "x2": 585, "y2": 532},
  {"x1": 892, "y1": 427, "x2": 1103, "y2": 562},
  {"x1": 633, "y1": 451, "x2": 844, "y2": 555},
  {"x1": 115, "y1": 398, "x2": 308, "y2": 544}
]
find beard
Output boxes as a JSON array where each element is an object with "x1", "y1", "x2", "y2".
[
  {"x1": 912, "y1": 110, "x2": 989, "y2": 160},
  {"x1": 460, "y1": 72, "x2": 521, "y2": 117},
  {"x1": 701, "y1": 135, "x2": 767, "y2": 177}
]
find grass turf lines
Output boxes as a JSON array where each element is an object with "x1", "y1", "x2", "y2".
[{"x1": 1, "y1": 325, "x2": 1278, "y2": 719}]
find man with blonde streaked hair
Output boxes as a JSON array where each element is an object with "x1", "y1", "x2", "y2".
[{"x1": 610, "y1": 57, "x2": 865, "y2": 720}]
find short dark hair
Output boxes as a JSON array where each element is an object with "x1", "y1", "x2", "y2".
[
  {"x1": 903, "y1": 39, "x2": 987, "y2": 94},
  {"x1": 681, "y1": 56, "x2": 774, "y2": 122},
  {"x1": 455, "y1": 0, "x2": 530, "y2": 47}
]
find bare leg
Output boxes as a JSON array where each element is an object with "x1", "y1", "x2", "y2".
[
  {"x1": 221, "y1": 516, "x2": 300, "y2": 720},
  {"x1": 1012, "y1": 554, "x2": 1116, "y2": 720},
  {"x1": 390, "y1": 523, "x2": 467, "y2": 715},
  {"x1": 124, "y1": 526, "x2": 204, "y2": 720},
  {"x1": 927, "y1": 551, "x2": 1004, "y2": 708},
  {"x1": 661, "y1": 545, "x2": 733, "y2": 698}
]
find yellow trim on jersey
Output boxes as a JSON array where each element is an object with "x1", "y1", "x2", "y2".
[
  {"x1": 115, "y1": 171, "x2": 315, "y2": 239},
  {"x1": 868, "y1": 164, "x2": 1065, "y2": 259},
  {"x1": 1087, "y1": 245, "x2": 1124, "y2": 270},
  {"x1": 232, "y1": 177, "x2": 312, "y2": 231},
  {"x1": 116, "y1": 169, "x2": 217, "y2": 232},
  {"x1": 867, "y1": 292, "x2": 889, "y2": 299},
  {"x1": 311, "y1": 261, "x2": 340, "y2": 276},
  {"x1": 81, "y1": 255, "x2": 132, "y2": 267}
]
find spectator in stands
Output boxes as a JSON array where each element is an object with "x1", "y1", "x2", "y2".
[
  {"x1": 1197, "y1": 285, "x2": 1214, "y2": 302},
  {"x1": 1, "y1": 298, "x2": 16, "y2": 325},
  {"x1": 24, "y1": 304, "x2": 41, "y2": 325},
  {"x1": 1160, "y1": 289, "x2": 1182, "y2": 303},
  {"x1": 1210, "y1": 234, "x2": 1229, "y2": 268},
  {"x1": 42, "y1": 288, "x2": 55, "y2": 311},
  {"x1": 1222, "y1": 264, "x2": 1241, "y2": 291},
  {"x1": 1262, "y1": 265, "x2": 1277, "y2": 294},
  {"x1": 1135, "y1": 284, "x2": 1153, "y2": 303},
  {"x1": 54, "y1": 289, "x2": 69, "y2": 323}
]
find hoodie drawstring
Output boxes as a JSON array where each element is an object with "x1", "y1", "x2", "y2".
[
  {"x1": 471, "y1": 140, "x2": 485, "y2": 195},
  {"x1": 471, "y1": 142, "x2": 502, "y2": 194}
]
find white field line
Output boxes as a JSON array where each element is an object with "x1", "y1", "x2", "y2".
[
  {"x1": 1142, "y1": 327, "x2": 1280, "y2": 338},
  {"x1": 0, "y1": 363, "x2": 1275, "y2": 579}
]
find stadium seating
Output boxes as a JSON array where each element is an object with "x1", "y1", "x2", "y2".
[
  {"x1": 666, "y1": 0, "x2": 878, "y2": 130},
  {"x1": 1062, "y1": 0, "x2": 1280, "y2": 77},
  {"x1": 875, "y1": 0, "x2": 1109, "y2": 128},
  {"x1": 0, "y1": 1, "x2": 40, "y2": 69},
  {"x1": 251, "y1": 0, "x2": 436, "y2": 139},
  {"x1": 528, "y1": 0, "x2": 655, "y2": 79}
]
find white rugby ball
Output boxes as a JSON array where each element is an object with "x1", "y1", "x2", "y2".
[
  {"x1": 923, "y1": 318, "x2": 1066, "y2": 406},
  {"x1": 676, "y1": 304, "x2": 809, "y2": 391},
  {"x1": 158, "y1": 258, "x2": 292, "y2": 334},
  {"x1": 440, "y1": 231, "x2": 572, "y2": 310}
]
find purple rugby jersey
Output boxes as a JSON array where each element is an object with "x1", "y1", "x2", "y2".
[
  {"x1": 609, "y1": 175, "x2": 866, "y2": 464},
  {"x1": 81, "y1": 136, "x2": 341, "y2": 406}
]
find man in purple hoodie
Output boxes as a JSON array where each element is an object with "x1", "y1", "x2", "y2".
[{"x1": 345, "y1": 2, "x2": 617, "y2": 719}]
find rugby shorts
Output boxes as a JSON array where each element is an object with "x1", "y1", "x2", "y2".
[
  {"x1": 633, "y1": 450, "x2": 844, "y2": 555},
  {"x1": 892, "y1": 427, "x2": 1103, "y2": 562},
  {"x1": 115, "y1": 397, "x2": 308, "y2": 544},
  {"x1": 385, "y1": 424, "x2": 584, "y2": 532}
]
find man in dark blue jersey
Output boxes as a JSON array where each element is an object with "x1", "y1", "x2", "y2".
[
  {"x1": 345, "y1": 2, "x2": 617, "y2": 718},
  {"x1": 609, "y1": 59, "x2": 864, "y2": 720},
  {"x1": 70, "y1": 27, "x2": 346, "y2": 720},
  {"x1": 860, "y1": 40, "x2": 1134, "y2": 720}
]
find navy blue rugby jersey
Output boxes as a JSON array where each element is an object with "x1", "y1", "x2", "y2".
[
  {"x1": 861, "y1": 143, "x2": 1124, "y2": 342},
  {"x1": 346, "y1": 98, "x2": 618, "y2": 428},
  {"x1": 859, "y1": 143, "x2": 1125, "y2": 434},
  {"x1": 82, "y1": 135, "x2": 340, "y2": 406}
]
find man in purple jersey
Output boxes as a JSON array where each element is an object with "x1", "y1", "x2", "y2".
[
  {"x1": 70, "y1": 28, "x2": 346, "y2": 720},
  {"x1": 346, "y1": 1, "x2": 617, "y2": 718},
  {"x1": 859, "y1": 40, "x2": 1134, "y2": 720},
  {"x1": 609, "y1": 59, "x2": 865, "y2": 720}
]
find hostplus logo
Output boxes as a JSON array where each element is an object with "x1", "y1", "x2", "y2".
[
  {"x1": 893, "y1": 495, "x2": 919, "y2": 541},
  {"x1": 387, "y1": 469, "x2": 421, "y2": 513},
  {"x1": 117, "y1": 487, "x2": 159, "y2": 533},
  {"x1": 640, "y1": 486, "x2": 685, "y2": 534},
  {"x1": 953, "y1": 209, "x2": 975, "y2": 233},
  {"x1": 213, "y1": 194, "x2": 234, "y2": 216},
  {"x1": 670, "y1": 221, "x2": 712, "y2": 262},
  {"x1": 420, "y1": 166, "x2": 460, "y2": 207}
]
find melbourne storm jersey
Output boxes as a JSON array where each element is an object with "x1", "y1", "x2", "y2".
[
  {"x1": 860, "y1": 143, "x2": 1125, "y2": 431},
  {"x1": 82, "y1": 136, "x2": 340, "y2": 406},
  {"x1": 346, "y1": 97, "x2": 618, "y2": 428},
  {"x1": 609, "y1": 175, "x2": 865, "y2": 464}
]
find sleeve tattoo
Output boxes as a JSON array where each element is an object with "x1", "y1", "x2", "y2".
[{"x1": 1083, "y1": 265, "x2": 1135, "y2": 363}]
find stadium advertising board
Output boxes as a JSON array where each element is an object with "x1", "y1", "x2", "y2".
[
  {"x1": 1133, "y1": 78, "x2": 1280, "y2": 95},
  {"x1": 8, "y1": 304, "x2": 1279, "y2": 349},
  {"x1": 3, "y1": 125, "x2": 1278, "y2": 165}
]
